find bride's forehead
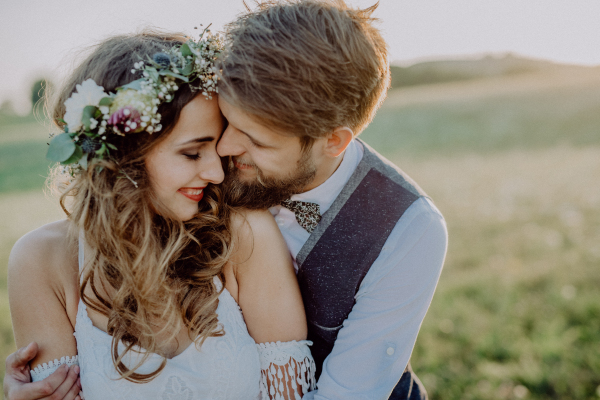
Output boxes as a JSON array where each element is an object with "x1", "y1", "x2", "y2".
[{"x1": 165, "y1": 99, "x2": 223, "y2": 142}]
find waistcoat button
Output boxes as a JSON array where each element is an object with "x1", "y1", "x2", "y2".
[{"x1": 386, "y1": 347, "x2": 395, "y2": 356}]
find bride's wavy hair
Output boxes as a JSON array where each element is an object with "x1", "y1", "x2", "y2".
[{"x1": 49, "y1": 30, "x2": 232, "y2": 382}]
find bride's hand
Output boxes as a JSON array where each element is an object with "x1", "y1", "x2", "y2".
[{"x1": 3, "y1": 342, "x2": 82, "y2": 400}]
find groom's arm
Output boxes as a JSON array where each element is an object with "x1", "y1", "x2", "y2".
[
  {"x1": 3, "y1": 343, "x2": 81, "y2": 400},
  {"x1": 304, "y1": 198, "x2": 448, "y2": 400}
]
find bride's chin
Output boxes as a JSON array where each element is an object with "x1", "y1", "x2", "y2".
[
  {"x1": 152, "y1": 203, "x2": 198, "y2": 222},
  {"x1": 174, "y1": 205, "x2": 200, "y2": 222}
]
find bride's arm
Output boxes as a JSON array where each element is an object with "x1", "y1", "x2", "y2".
[
  {"x1": 8, "y1": 221, "x2": 80, "y2": 389},
  {"x1": 226, "y1": 210, "x2": 315, "y2": 399}
]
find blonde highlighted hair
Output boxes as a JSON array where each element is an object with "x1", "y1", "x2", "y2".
[
  {"x1": 218, "y1": 0, "x2": 390, "y2": 141},
  {"x1": 51, "y1": 30, "x2": 232, "y2": 382}
]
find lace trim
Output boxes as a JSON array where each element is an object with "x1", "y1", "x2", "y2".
[
  {"x1": 31, "y1": 355, "x2": 79, "y2": 382},
  {"x1": 257, "y1": 341, "x2": 316, "y2": 400}
]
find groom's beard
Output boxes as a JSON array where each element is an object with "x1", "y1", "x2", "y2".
[{"x1": 222, "y1": 153, "x2": 316, "y2": 209}]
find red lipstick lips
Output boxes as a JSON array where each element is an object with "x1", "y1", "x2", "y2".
[{"x1": 178, "y1": 187, "x2": 205, "y2": 202}]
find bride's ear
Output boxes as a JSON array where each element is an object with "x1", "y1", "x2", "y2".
[{"x1": 323, "y1": 127, "x2": 354, "y2": 158}]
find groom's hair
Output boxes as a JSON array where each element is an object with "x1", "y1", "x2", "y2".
[{"x1": 218, "y1": 0, "x2": 390, "y2": 144}]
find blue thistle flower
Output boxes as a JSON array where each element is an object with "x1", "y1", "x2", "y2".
[
  {"x1": 81, "y1": 137, "x2": 101, "y2": 153},
  {"x1": 152, "y1": 52, "x2": 171, "y2": 69}
]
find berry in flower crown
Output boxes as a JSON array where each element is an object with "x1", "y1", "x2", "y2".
[{"x1": 47, "y1": 26, "x2": 223, "y2": 179}]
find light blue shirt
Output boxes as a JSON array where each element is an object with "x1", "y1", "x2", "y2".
[{"x1": 270, "y1": 140, "x2": 448, "y2": 400}]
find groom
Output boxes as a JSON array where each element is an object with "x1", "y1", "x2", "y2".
[
  {"x1": 217, "y1": 1, "x2": 447, "y2": 399},
  {"x1": 3, "y1": 1, "x2": 446, "y2": 399}
]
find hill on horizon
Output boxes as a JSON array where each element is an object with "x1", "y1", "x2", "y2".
[{"x1": 389, "y1": 53, "x2": 598, "y2": 89}]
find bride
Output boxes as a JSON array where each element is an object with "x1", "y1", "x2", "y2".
[{"x1": 7, "y1": 29, "x2": 314, "y2": 399}]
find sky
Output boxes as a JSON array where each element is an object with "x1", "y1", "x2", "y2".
[{"x1": 2, "y1": 0, "x2": 600, "y2": 113}]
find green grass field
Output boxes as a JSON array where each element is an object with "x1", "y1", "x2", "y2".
[{"x1": 1, "y1": 67, "x2": 599, "y2": 398}]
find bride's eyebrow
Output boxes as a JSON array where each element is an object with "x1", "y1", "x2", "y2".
[{"x1": 177, "y1": 137, "x2": 215, "y2": 146}]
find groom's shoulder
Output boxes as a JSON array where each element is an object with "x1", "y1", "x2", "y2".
[{"x1": 357, "y1": 140, "x2": 427, "y2": 199}]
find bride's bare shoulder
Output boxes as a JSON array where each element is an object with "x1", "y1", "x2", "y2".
[
  {"x1": 8, "y1": 219, "x2": 76, "y2": 279},
  {"x1": 230, "y1": 208, "x2": 277, "y2": 237},
  {"x1": 229, "y1": 209, "x2": 282, "y2": 258}
]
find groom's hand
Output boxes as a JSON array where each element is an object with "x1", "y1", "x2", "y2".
[{"x1": 3, "y1": 342, "x2": 82, "y2": 400}]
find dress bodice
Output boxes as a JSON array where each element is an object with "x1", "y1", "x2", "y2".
[{"x1": 74, "y1": 280, "x2": 262, "y2": 400}]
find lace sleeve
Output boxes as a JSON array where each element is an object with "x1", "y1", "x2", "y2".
[
  {"x1": 30, "y1": 355, "x2": 79, "y2": 382},
  {"x1": 257, "y1": 340, "x2": 316, "y2": 400}
]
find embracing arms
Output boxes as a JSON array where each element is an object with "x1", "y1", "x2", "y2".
[
  {"x1": 4, "y1": 343, "x2": 81, "y2": 400},
  {"x1": 4, "y1": 212, "x2": 312, "y2": 400}
]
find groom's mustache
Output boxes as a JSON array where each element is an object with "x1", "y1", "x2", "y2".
[{"x1": 230, "y1": 156, "x2": 258, "y2": 170}]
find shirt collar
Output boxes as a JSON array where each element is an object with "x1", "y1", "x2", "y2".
[{"x1": 291, "y1": 139, "x2": 363, "y2": 215}]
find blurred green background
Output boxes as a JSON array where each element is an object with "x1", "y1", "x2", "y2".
[{"x1": 1, "y1": 55, "x2": 599, "y2": 399}]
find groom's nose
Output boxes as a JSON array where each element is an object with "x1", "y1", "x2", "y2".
[{"x1": 217, "y1": 125, "x2": 245, "y2": 157}]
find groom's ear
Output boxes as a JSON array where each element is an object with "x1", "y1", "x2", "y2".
[{"x1": 323, "y1": 127, "x2": 354, "y2": 158}]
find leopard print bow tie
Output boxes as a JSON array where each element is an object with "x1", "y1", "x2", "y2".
[{"x1": 281, "y1": 199, "x2": 322, "y2": 233}]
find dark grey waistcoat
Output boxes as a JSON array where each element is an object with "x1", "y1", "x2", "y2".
[{"x1": 296, "y1": 140, "x2": 428, "y2": 399}]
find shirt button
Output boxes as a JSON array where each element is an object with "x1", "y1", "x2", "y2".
[
  {"x1": 386, "y1": 347, "x2": 395, "y2": 356},
  {"x1": 275, "y1": 217, "x2": 285, "y2": 227}
]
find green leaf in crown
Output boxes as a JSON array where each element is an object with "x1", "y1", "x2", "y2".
[
  {"x1": 61, "y1": 145, "x2": 84, "y2": 165},
  {"x1": 47, "y1": 133, "x2": 77, "y2": 162}
]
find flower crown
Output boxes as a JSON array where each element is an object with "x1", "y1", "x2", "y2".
[{"x1": 47, "y1": 27, "x2": 223, "y2": 183}]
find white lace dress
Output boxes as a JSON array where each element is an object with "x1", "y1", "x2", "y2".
[{"x1": 31, "y1": 239, "x2": 315, "y2": 400}]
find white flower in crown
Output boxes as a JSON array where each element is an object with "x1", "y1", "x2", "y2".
[{"x1": 63, "y1": 79, "x2": 108, "y2": 133}]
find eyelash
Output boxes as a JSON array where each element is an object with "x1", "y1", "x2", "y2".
[
  {"x1": 249, "y1": 140, "x2": 263, "y2": 149},
  {"x1": 184, "y1": 153, "x2": 200, "y2": 161}
]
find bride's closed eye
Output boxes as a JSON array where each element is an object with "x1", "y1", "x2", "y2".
[{"x1": 184, "y1": 153, "x2": 201, "y2": 161}]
